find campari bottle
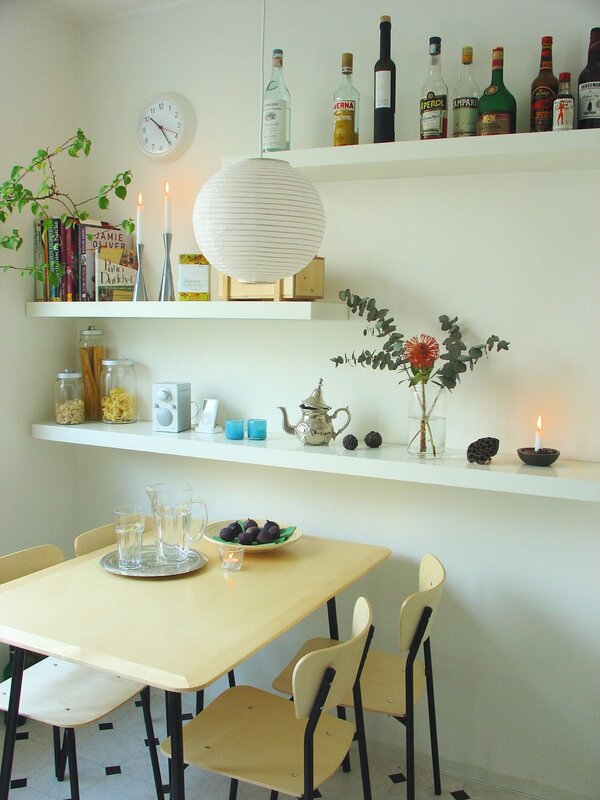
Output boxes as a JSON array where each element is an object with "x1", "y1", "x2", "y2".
[{"x1": 452, "y1": 46, "x2": 479, "y2": 137}]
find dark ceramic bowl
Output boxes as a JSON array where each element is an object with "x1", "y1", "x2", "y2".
[{"x1": 517, "y1": 447, "x2": 560, "y2": 467}]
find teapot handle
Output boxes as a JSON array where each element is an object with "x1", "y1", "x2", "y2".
[{"x1": 330, "y1": 407, "x2": 351, "y2": 440}]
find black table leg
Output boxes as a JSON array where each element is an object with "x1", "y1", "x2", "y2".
[
  {"x1": 166, "y1": 691, "x2": 184, "y2": 800},
  {"x1": 0, "y1": 646, "x2": 25, "y2": 800},
  {"x1": 327, "y1": 597, "x2": 351, "y2": 773}
]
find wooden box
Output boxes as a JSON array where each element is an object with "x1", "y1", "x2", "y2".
[{"x1": 217, "y1": 257, "x2": 324, "y2": 301}]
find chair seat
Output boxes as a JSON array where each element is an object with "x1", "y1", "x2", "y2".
[
  {"x1": 272, "y1": 637, "x2": 426, "y2": 717},
  {"x1": 160, "y1": 684, "x2": 356, "y2": 797},
  {"x1": 0, "y1": 657, "x2": 145, "y2": 728}
]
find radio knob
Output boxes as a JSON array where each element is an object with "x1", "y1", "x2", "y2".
[{"x1": 157, "y1": 388, "x2": 171, "y2": 402}]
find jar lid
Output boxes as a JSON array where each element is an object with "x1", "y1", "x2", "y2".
[
  {"x1": 80, "y1": 325, "x2": 103, "y2": 336},
  {"x1": 56, "y1": 369, "x2": 82, "y2": 379},
  {"x1": 102, "y1": 358, "x2": 134, "y2": 366}
]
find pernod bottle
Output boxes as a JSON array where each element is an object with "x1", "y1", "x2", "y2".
[
  {"x1": 477, "y1": 46, "x2": 517, "y2": 135},
  {"x1": 452, "y1": 46, "x2": 479, "y2": 137},
  {"x1": 333, "y1": 53, "x2": 360, "y2": 146},
  {"x1": 578, "y1": 27, "x2": 600, "y2": 129},
  {"x1": 553, "y1": 72, "x2": 575, "y2": 131},
  {"x1": 530, "y1": 36, "x2": 558, "y2": 132},
  {"x1": 420, "y1": 36, "x2": 448, "y2": 139},
  {"x1": 262, "y1": 48, "x2": 291, "y2": 152},
  {"x1": 374, "y1": 15, "x2": 396, "y2": 142}
]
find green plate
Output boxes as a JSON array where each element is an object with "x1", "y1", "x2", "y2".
[{"x1": 204, "y1": 520, "x2": 302, "y2": 552}]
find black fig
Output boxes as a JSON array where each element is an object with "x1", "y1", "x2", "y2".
[
  {"x1": 237, "y1": 530, "x2": 255, "y2": 545},
  {"x1": 257, "y1": 528, "x2": 275, "y2": 544},
  {"x1": 244, "y1": 526, "x2": 260, "y2": 541},
  {"x1": 219, "y1": 526, "x2": 237, "y2": 541},
  {"x1": 243, "y1": 518, "x2": 258, "y2": 530},
  {"x1": 364, "y1": 431, "x2": 382, "y2": 448},
  {"x1": 343, "y1": 434, "x2": 358, "y2": 450},
  {"x1": 227, "y1": 521, "x2": 242, "y2": 535}
]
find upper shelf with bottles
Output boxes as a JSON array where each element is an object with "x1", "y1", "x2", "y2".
[{"x1": 223, "y1": 129, "x2": 600, "y2": 183}]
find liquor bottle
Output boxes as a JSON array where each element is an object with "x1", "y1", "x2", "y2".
[
  {"x1": 262, "y1": 48, "x2": 291, "y2": 152},
  {"x1": 530, "y1": 36, "x2": 558, "y2": 132},
  {"x1": 477, "y1": 46, "x2": 517, "y2": 135},
  {"x1": 578, "y1": 27, "x2": 600, "y2": 129},
  {"x1": 420, "y1": 37, "x2": 448, "y2": 139},
  {"x1": 333, "y1": 53, "x2": 360, "y2": 146},
  {"x1": 374, "y1": 15, "x2": 395, "y2": 142},
  {"x1": 553, "y1": 72, "x2": 575, "y2": 131},
  {"x1": 452, "y1": 46, "x2": 479, "y2": 137}
]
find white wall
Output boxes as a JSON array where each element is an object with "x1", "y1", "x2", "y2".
[{"x1": 1, "y1": 1, "x2": 599, "y2": 800}]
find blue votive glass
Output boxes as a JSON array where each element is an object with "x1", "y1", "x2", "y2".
[
  {"x1": 225, "y1": 419, "x2": 244, "y2": 440},
  {"x1": 247, "y1": 418, "x2": 267, "y2": 440}
]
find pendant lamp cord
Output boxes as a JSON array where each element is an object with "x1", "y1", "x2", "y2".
[{"x1": 259, "y1": 0, "x2": 266, "y2": 157}]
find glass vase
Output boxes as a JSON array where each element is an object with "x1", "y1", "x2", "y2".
[{"x1": 407, "y1": 383, "x2": 447, "y2": 458}]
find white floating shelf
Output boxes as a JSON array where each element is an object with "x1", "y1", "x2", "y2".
[
  {"x1": 25, "y1": 300, "x2": 347, "y2": 321},
  {"x1": 224, "y1": 129, "x2": 600, "y2": 182},
  {"x1": 32, "y1": 421, "x2": 600, "y2": 504}
]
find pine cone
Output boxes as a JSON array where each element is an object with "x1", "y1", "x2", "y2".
[
  {"x1": 466, "y1": 437, "x2": 500, "y2": 465},
  {"x1": 364, "y1": 431, "x2": 383, "y2": 448},
  {"x1": 343, "y1": 434, "x2": 358, "y2": 451}
]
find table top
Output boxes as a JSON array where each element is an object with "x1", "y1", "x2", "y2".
[{"x1": 0, "y1": 536, "x2": 389, "y2": 692}]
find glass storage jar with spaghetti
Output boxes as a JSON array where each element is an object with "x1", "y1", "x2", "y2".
[
  {"x1": 55, "y1": 369, "x2": 84, "y2": 425},
  {"x1": 79, "y1": 326, "x2": 105, "y2": 420},
  {"x1": 100, "y1": 358, "x2": 137, "y2": 424}
]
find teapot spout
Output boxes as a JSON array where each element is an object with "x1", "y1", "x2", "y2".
[{"x1": 278, "y1": 406, "x2": 296, "y2": 435}]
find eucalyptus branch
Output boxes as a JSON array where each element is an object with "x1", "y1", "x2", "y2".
[{"x1": 1, "y1": 129, "x2": 135, "y2": 276}]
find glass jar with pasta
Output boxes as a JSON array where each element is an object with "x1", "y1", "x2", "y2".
[
  {"x1": 79, "y1": 326, "x2": 105, "y2": 420},
  {"x1": 100, "y1": 358, "x2": 137, "y2": 424}
]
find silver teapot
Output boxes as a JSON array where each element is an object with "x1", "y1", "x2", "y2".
[{"x1": 278, "y1": 379, "x2": 351, "y2": 446}]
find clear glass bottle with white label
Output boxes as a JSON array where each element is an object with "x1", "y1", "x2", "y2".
[
  {"x1": 333, "y1": 53, "x2": 360, "y2": 146},
  {"x1": 452, "y1": 46, "x2": 479, "y2": 137},
  {"x1": 553, "y1": 72, "x2": 575, "y2": 131},
  {"x1": 420, "y1": 36, "x2": 448, "y2": 139},
  {"x1": 262, "y1": 48, "x2": 291, "y2": 152}
]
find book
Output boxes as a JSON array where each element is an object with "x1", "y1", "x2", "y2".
[
  {"x1": 79, "y1": 221, "x2": 130, "y2": 301},
  {"x1": 95, "y1": 246, "x2": 138, "y2": 301},
  {"x1": 177, "y1": 253, "x2": 210, "y2": 301},
  {"x1": 47, "y1": 218, "x2": 62, "y2": 301},
  {"x1": 63, "y1": 220, "x2": 78, "y2": 301},
  {"x1": 32, "y1": 220, "x2": 47, "y2": 301}
]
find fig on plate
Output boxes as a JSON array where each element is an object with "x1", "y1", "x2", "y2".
[{"x1": 219, "y1": 526, "x2": 237, "y2": 541}]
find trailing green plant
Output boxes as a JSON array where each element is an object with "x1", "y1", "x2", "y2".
[
  {"x1": 331, "y1": 289, "x2": 509, "y2": 390},
  {"x1": 1, "y1": 129, "x2": 134, "y2": 283}
]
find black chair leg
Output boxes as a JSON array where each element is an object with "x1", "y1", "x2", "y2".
[
  {"x1": 424, "y1": 639, "x2": 442, "y2": 795},
  {"x1": 227, "y1": 669, "x2": 236, "y2": 687},
  {"x1": 64, "y1": 727, "x2": 80, "y2": 800},
  {"x1": 228, "y1": 777, "x2": 238, "y2": 800},
  {"x1": 269, "y1": 791, "x2": 279, "y2": 800},
  {"x1": 55, "y1": 728, "x2": 69, "y2": 782},
  {"x1": 353, "y1": 687, "x2": 372, "y2": 800},
  {"x1": 139, "y1": 687, "x2": 165, "y2": 800},
  {"x1": 195, "y1": 689, "x2": 204, "y2": 714},
  {"x1": 405, "y1": 703, "x2": 415, "y2": 800},
  {"x1": 52, "y1": 726, "x2": 62, "y2": 779}
]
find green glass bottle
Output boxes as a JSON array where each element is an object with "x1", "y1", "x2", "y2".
[{"x1": 477, "y1": 46, "x2": 517, "y2": 135}]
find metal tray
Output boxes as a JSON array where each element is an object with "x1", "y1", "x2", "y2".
[{"x1": 100, "y1": 546, "x2": 208, "y2": 578}]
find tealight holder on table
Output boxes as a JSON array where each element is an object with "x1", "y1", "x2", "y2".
[
  {"x1": 218, "y1": 543, "x2": 244, "y2": 571},
  {"x1": 225, "y1": 419, "x2": 244, "y2": 440}
]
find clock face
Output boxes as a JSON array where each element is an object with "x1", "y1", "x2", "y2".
[{"x1": 136, "y1": 93, "x2": 192, "y2": 160}]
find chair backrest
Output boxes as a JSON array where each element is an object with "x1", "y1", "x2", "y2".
[
  {"x1": 74, "y1": 517, "x2": 154, "y2": 556},
  {"x1": 398, "y1": 553, "x2": 446, "y2": 653},
  {"x1": 292, "y1": 596, "x2": 372, "y2": 719},
  {"x1": 0, "y1": 544, "x2": 64, "y2": 585}
]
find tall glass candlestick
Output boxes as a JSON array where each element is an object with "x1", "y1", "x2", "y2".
[{"x1": 159, "y1": 232, "x2": 174, "y2": 301}]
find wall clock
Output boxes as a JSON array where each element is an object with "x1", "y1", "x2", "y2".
[{"x1": 136, "y1": 92, "x2": 194, "y2": 161}]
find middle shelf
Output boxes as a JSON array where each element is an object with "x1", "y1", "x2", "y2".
[{"x1": 32, "y1": 421, "x2": 600, "y2": 503}]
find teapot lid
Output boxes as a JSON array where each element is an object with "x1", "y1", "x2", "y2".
[{"x1": 301, "y1": 378, "x2": 330, "y2": 410}]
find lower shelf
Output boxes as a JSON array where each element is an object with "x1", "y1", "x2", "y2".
[{"x1": 32, "y1": 421, "x2": 600, "y2": 503}]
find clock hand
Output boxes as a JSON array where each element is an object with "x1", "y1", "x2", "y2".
[{"x1": 159, "y1": 127, "x2": 172, "y2": 146}]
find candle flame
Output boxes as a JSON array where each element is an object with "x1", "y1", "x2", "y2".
[
  {"x1": 137, "y1": 191, "x2": 143, "y2": 206},
  {"x1": 165, "y1": 181, "x2": 170, "y2": 195},
  {"x1": 536, "y1": 415, "x2": 542, "y2": 432}
]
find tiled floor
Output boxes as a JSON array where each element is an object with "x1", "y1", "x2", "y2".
[{"x1": 1, "y1": 688, "x2": 535, "y2": 800}]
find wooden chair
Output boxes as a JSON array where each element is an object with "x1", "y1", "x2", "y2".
[
  {"x1": 272, "y1": 554, "x2": 446, "y2": 800},
  {"x1": 0, "y1": 544, "x2": 164, "y2": 800},
  {"x1": 161, "y1": 596, "x2": 375, "y2": 800}
]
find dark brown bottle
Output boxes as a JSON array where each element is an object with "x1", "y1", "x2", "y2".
[
  {"x1": 374, "y1": 15, "x2": 396, "y2": 142},
  {"x1": 530, "y1": 36, "x2": 558, "y2": 132},
  {"x1": 578, "y1": 27, "x2": 600, "y2": 128}
]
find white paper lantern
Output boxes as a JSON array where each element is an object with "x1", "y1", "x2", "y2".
[{"x1": 192, "y1": 157, "x2": 325, "y2": 284}]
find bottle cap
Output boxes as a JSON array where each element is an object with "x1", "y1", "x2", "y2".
[
  {"x1": 272, "y1": 48, "x2": 283, "y2": 56},
  {"x1": 461, "y1": 46, "x2": 473, "y2": 64},
  {"x1": 341, "y1": 52, "x2": 353, "y2": 72},
  {"x1": 541, "y1": 35, "x2": 553, "y2": 45},
  {"x1": 559, "y1": 71, "x2": 570, "y2": 82},
  {"x1": 380, "y1": 15, "x2": 391, "y2": 23}
]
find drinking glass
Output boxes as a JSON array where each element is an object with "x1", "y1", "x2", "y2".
[{"x1": 114, "y1": 506, "x2": 145, "y2": 568}]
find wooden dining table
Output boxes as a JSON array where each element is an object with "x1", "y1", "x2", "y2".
[{"x1": 0, "y1": 533, "x2": 390, "y2": 799}]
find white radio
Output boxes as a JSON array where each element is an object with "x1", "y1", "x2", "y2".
[{"x1": 152, "y1": 382, "x2": 192, "y2": 432}]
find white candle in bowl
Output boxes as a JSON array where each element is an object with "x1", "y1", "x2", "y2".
[{"x1": 534, "y1": 415, "x2": 543, "y2": 451}]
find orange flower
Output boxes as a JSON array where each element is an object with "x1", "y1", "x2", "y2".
[{"x1": 404, "y1": 334, "x2": 440, "y2": 370}]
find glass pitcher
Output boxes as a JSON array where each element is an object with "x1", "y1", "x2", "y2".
[{"x1": 145, "y1": 483, "x2": 208, "y2": 563}]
